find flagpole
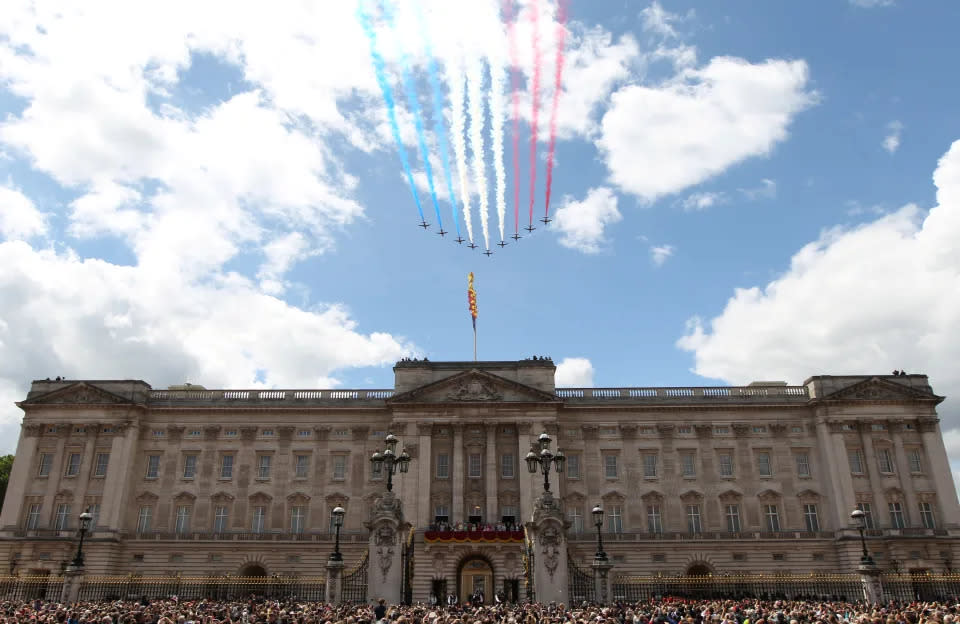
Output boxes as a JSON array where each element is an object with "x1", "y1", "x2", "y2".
[{"x1": 473, "y1": 321, "x2": 477, "y2": 362}]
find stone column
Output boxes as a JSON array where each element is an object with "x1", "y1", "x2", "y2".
[
  {"x1": 920, "y1": 419, "x2": 960, "y2": 525},
  {"x1": 452, "y1": 425, "x2": 464, "y2": 524},
  {"x1": 859, "y1": 561, "x2": 883, "y2": 604},
  {"x1": 366, "y1": 491, "x2": 409, "y2": 605},
  {"x1": 100, "y1": 422, "x2": 140, "y2": 533},
  {"x1": 485, "y1": 424, "x2": 498, "y2": 523},
  {"x1": 416, "y1": 424, "x2": 433, "y2": 529},
  {"x1": 859, "y1": 426, "x2": 887, "y2": 523},
  {"x1": 325, "y1": 559, "x2": 345, "y2": 604},
  {"x1": 0, "y1": 424, "x2": 40, "y2": 530},
  {"x1": 526, "y1": 490, "x2": 569, "y2": 605},
  {"x1": 518, "y1": 425, "x2": 533, "y2": 523},
  {"x1": 816, "y1": 418, "x2": 857, "y2": 530},
  {"x1": 591, "y1": 559, "x2": 613, "y2": 605},
  {"x1": 890, "y1": 423, "x2": 919, "y2": 525},
  {"x1": 61, "y1": 565, "x2": 84, "y2": 604}
]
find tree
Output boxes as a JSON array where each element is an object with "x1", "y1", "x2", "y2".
[{"x1": 0, "y1": 455, "x2": 14, "y2": 514}]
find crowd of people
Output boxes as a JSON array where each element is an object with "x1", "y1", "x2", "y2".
[{"x1": 1, "y1": 596, "x2": 959, "y2": 624}]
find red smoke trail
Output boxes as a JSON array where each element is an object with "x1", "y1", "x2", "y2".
[
  {"x1": 543, "y1": 0, "x2": 568, "y2": 222},
  {"x1": 528, "y1": 0, "x2": 542, "y2": 230},
  {"x1": 504, "y1": 0, "x2": 521, "y2": 236}
]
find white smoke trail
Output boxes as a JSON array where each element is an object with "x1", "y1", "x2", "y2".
[
  {"x1": 489, "y1": 19, "x2": 508, "y2": 243},
  {"x1": 466, "y1": 54, "x2": 491, "y2": 250},
  {"x1": 448, "y1": 56, "x2": 474, "y2": 243}
]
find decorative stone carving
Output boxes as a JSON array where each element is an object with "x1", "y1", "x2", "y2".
[
  {"x1": 314, "y1": 426, "x2": 331, "y2": 441},
  {"x1": 278, "y1": 426, "x2": 295, "y2": 442},
  {"x1": 374, "y1": 524, "x2": 396, "y2": 581},
  {"x1": 757, "y1": 489, "x2": 781, "y2": 502},
  {"x1": 656, "y1": 423, "x2": 674, "y2": 438},
  {"x1": 211, "y1": 491, "x2": 235, "y2": 503},
  {"x1": 732, "y1": 423, "x2": 749, "y2": 436},
  {"x1": 695, "y1": 424, "x2": 713, "y2": 439},
  {"x1": 769, "y1": 423, "x2": 788, "y2": 437},
  {"x1": 581, "y1": 425, "x2": 598, "y2": 440},
  {"x1": 365, "y1": 491, "x2": 408, "y2": 603},
  {"x1": 167, "y1": 426, "x2": 185, "y2": 442},
  {"x1": 204, "y1": 426, "x2": 221, "y2": 441},
  {"x1": 46, "y1": 384, "x2": 129, "y2": 405},
  {"x1": 446, "y1": 378, "x2": 503, "y2": 402},
  {"x1": 240, "y1": 427, "x2": 257, "y2": 441},
  {"x1": 718, "y1": 489, "x2": 742, "y2": 503},
  {"x1": 539, "y1": 524, "x2": 561, "y2": 579},
  {"x1": 23, "y1": 423, "x2": 43, "y2": 437},
  {"x1": 829, "y1": 378, "x2": 936, "y2": 402},
  {"x1": 917, "y1": 419, "x2": 939, "y2": 433},
  {"x1": 619, "y1": 425, "x2": 638, "y2": 440}
]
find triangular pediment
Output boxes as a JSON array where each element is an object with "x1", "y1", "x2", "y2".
[
  {"x1": 824, "y1": 377, "x2": 942, "y2": 403},
  {"x1": 20, "y1": 382, "x2": 135, "y2": 406},
  {"x1": 388, "y1": 369, "x2": 558, "y2": 404}
]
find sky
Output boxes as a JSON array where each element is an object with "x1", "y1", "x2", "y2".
[{"x1": 1, "y1": 1, "x2": 960, "y2": 488}]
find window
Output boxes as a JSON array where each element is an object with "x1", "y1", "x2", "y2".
[
  {"x1": 856, "y1": 503, "x2": 875, "y2": 529},
  {"x1": 795, "y1": 453, "x2": 810, "y2": 477},
  {"x1": 261, "y1": 429, "x2": 274, "y2": 437},
  {"x1": 919, "y1": 502, "x2": 936, "y2": 529},
  {"x1": 88, "y1": 503, "x2": 100, "y2": 530},
  {"x1": 568, "y1": 507, "x2": 583, "y2": 533},
  {"x1": 224, "y1": 430, "x2": 238, "y2": 438},
  {"x1": 25, "y1": 504, "x2": 41, "y2": 530},
  {"x1": 182, "y1": 455, "x2": 197, "y2": 479},
  {"x1": 686, "y1": 505, "x2": 702, "y2": 534},
  {"x1": 213, "y1": 506, "x2": 229, "y2": 533},
  {"x1": 297, "y1": 429, "x2": 311, "y2": 438},
  {"x1": 848, "y1": 448, "x2": 864, "y2": 474},
  {"x1": 566, "y1": 454, "x2": 581, "y2": 479},
  {"x1": 137, "y1": 506, "x2": 152, "y2": 533},
  {"x1": 718, "y1": 452, "x2": 734, "y2": 477},
  {"x1": 295, "y1": 455, "x2": 309, "y2": 479},
  {"x1": 791, "y1": 425, "x2": 804, "y2": 433},
  {"x1": 764, "y1": 504, "x2": 780, "y2": 532},
  {"x1": 714, "y1": 426, "x2": 729, "y2": 435},
  {"x1": 187, "y1": 429, "x2": 201, "y2": 438},
  {"x1": 252, "y1": 506, "x2": 265, "y2": 533},
  {"x1": 642, "y1": 453, "x2": 658, "y2": 478},
  {"x1": 291, "y1": 506, "x2": 305, "y2": 534},
  {"x1": 725, "y1": 504, "x2": 741, "y2": 533},
  {"x1": 677, "y1": 426, "x2": 692, "y2": 435},
  {"x1": 757, "y1": 451, "x2": 772, "y2": 477},
  {"x1": 647, "y1": 505, "x2": 662, "y2": 534},
  {"x1": 65, "y1": 453, "x2": 81, "y2": 477},
  {"x1": 603, "y1": 455, "x2": 618, "y2": 479},
  {"x1": 680, "y1": 452, "x2": 696, "y2": 477},
  {"x1": 501, "y1": 453, "x2": 515, "y2": 478},
  {"x1": 871, "y1": 423, "x2": 887, "y2": 431},
  {"x1": 220, "y1": 455, "x2": 234, "y2": 479},
  {"x1": 878, "y1": 448, "x2": 895, "y2": 474},
  {"x1": 333, "y1": 455, "x2": 346, "y2": 481},
  {"x1": 889, "y1": 502, "x2": 905, "y2": 529},
  {"x1": 753, "y1": 426, "x2": 767, "y2": 434},
  {"x1": 803, "y1": 504, "x2": 820, "y2": 532},
  {"x1": 93, "y1": 453, "x2": 109, "y2": 477},
  {"x1": 436, "y1": 454, "x2": 450, "y2": 479},
  {"x1": 146, "y1": 455, "x2": 160, "y2": 479},
  {"x1": 468, "y1": 454, "x2": 482, "y2": 478},
  {"x1": 434, "y1": 504, "x2": 449, "y2": 524},
  {"x1": 908, "y1": 449, "x2": 924, "y2": 474},
  {"x1": 607, "y1": 505, "x2": 623, "y2": 533},
  {"x1": 55, "y1": 504, "x2": 71, "y2": 530},
  {"x1": 175, "y1": 506, "x2": 191, "y2": 534},
  {"x1": 152, "y1": 430, "x2": 165, "y2": 438},
  {"x1": 257, "y1": 455, "x2": 271, "y2": 479},
  {"x1": 38, "y1": 453, "x2": 52, "y2": 477}
]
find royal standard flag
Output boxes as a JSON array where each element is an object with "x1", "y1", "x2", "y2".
[{"x1": 467, "y1": 272, "x2": 478, "y2": 329}]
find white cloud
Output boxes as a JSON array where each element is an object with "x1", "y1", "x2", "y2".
[
  {"x1": 257, "y1": 232, "x2": 316, "y2": 295},
  {"x1": 640, "y1": 2, "x2": 681, "y2": 39},
  {"x1": 553, "y1": 187, "x2": 622, "y2": 254},
  {"x1": 850, "y1": 0, "x2": 894, "y2": 7},
  {"x1": 677, "y1": 139, "x2": 960, "y2": 437},
  {"x1": 681, "y1": 191, "x2": 727, "y2": 212},
  {"x1": 0, "y1": 241, "x2": 412, "y2": 443},
  {"x1": 650, "y1": 244, "x2": 675, "y2": 266},
  {"x1": 740, "y1": 178, "x2": 777, "y2": 201},
  {"x1": 0, "y1": 185, "x2": 47, "y2": 240},
  {"x1": 555, "y1": 357, "x2": 595, "y2": 387},
  {"x1": 598, "y1": 56, "x2": 816, "y2": 201},
  {"x1": 883, "y1": 120, "x2": 903, "y2": 154}
]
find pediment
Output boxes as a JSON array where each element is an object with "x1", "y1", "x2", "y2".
[
  {"x1": 136, "y1": 491, "x2": 159, "y2": 503},
  {"x1": 718, "y1": 488, "x2": 743, "y2": 501},
  {"x1": 640, "y1": 489, "x2": 664, "y2": 502},
  {"x1": 824, "y1": 378, "x2": 942, "y2": 403},
  {"x1": 679, "y1": 489, "x2": 703, "y2": 502},
  {"x1": 210, "y1": 491, "x2": 235, "y2": 503},
  {"x1": 757, "y1": 488, "x2": 781, "y2": 501},
  {"x1": 248, "y1": 491, "x2": 272, "y2": 503},
  {"x1": 387, "y1": 369, "x2": 558, "y2": 404},
  {"x1": 21, "y1": 382, "x2": 136, "y2": 406},
  {"x1": 796, "y1": 488, "x2": 820, "y2": 499}
]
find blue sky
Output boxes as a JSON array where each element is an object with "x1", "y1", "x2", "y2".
[{"x1": 2, "y1": 0, "x2": 960, "y2": 482}]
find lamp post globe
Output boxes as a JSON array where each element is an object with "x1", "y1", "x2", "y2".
[
  {"x1": 528, "y1": 433, "x2": 564, "y2": 493},
  {"x1": 370, "y1": 433, "x2": 413, "y2": 493}
]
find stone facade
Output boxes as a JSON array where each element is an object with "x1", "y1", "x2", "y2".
[{"x1": 1, "y1": 360, "x2": 957, "y2": 603}]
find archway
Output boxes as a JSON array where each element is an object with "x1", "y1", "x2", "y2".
[
  {"x1": 239, "y1": 563, "x2": 268, "y2": 577},
  {"x1": 685, "y1": 563, "x2": 712, "y2": 577},
  {"x1": 457, "y1": 554, "x2": 495, "y2": 605}
]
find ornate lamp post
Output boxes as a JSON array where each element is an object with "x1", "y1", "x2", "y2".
[
  {"x1": 525, "y1": 432, "x2": 565, "y2": 492},
  {"x1": 71, "y1": 508, "x2": 93, "y2": 568},
  {"x1": 850, "y1": 509, "x2": 874, "y2": 565},
  {"x1": 370, "y1": 433, "x2": 412, "y2": 492},
  {"x1": 330, "y1": 506, "x2": 346, "y2": 562},
  {"x1": 592, "y1": 504, "x2": 608, "y2": 562}
]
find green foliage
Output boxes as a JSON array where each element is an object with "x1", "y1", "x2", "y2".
[{"x1": 0, "y1": 454, "x2": 14, "y2": 514}]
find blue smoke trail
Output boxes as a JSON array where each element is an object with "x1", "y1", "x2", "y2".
[
  {"x1": 357, "y1": 1, "x2": 426, "y2": 225},
  {"x1": 383, "y1": 1, "x2": 444, "y2": 232},
  {"x1": 415, "y1": 1, "x2": 461, "y2": 238}
]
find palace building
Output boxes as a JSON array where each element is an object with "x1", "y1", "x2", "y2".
[{"x1": 1, "y1": 358, "x2": 958, "y2": 603}]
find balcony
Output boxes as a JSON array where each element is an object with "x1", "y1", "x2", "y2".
[
  {"x1": 556, "y1": 385, "x2": 809, "y2": 403},
  {"x1": 148, "y1": 389, "x2": 394, "y2": 406},
  {"x1": 422, "y1": 528, "x2": 525, "y2": 543}
]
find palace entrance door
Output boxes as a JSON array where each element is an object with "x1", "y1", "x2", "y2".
[{"x1": 458, "y1": 557, "x2": 494, "y2": 604}]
